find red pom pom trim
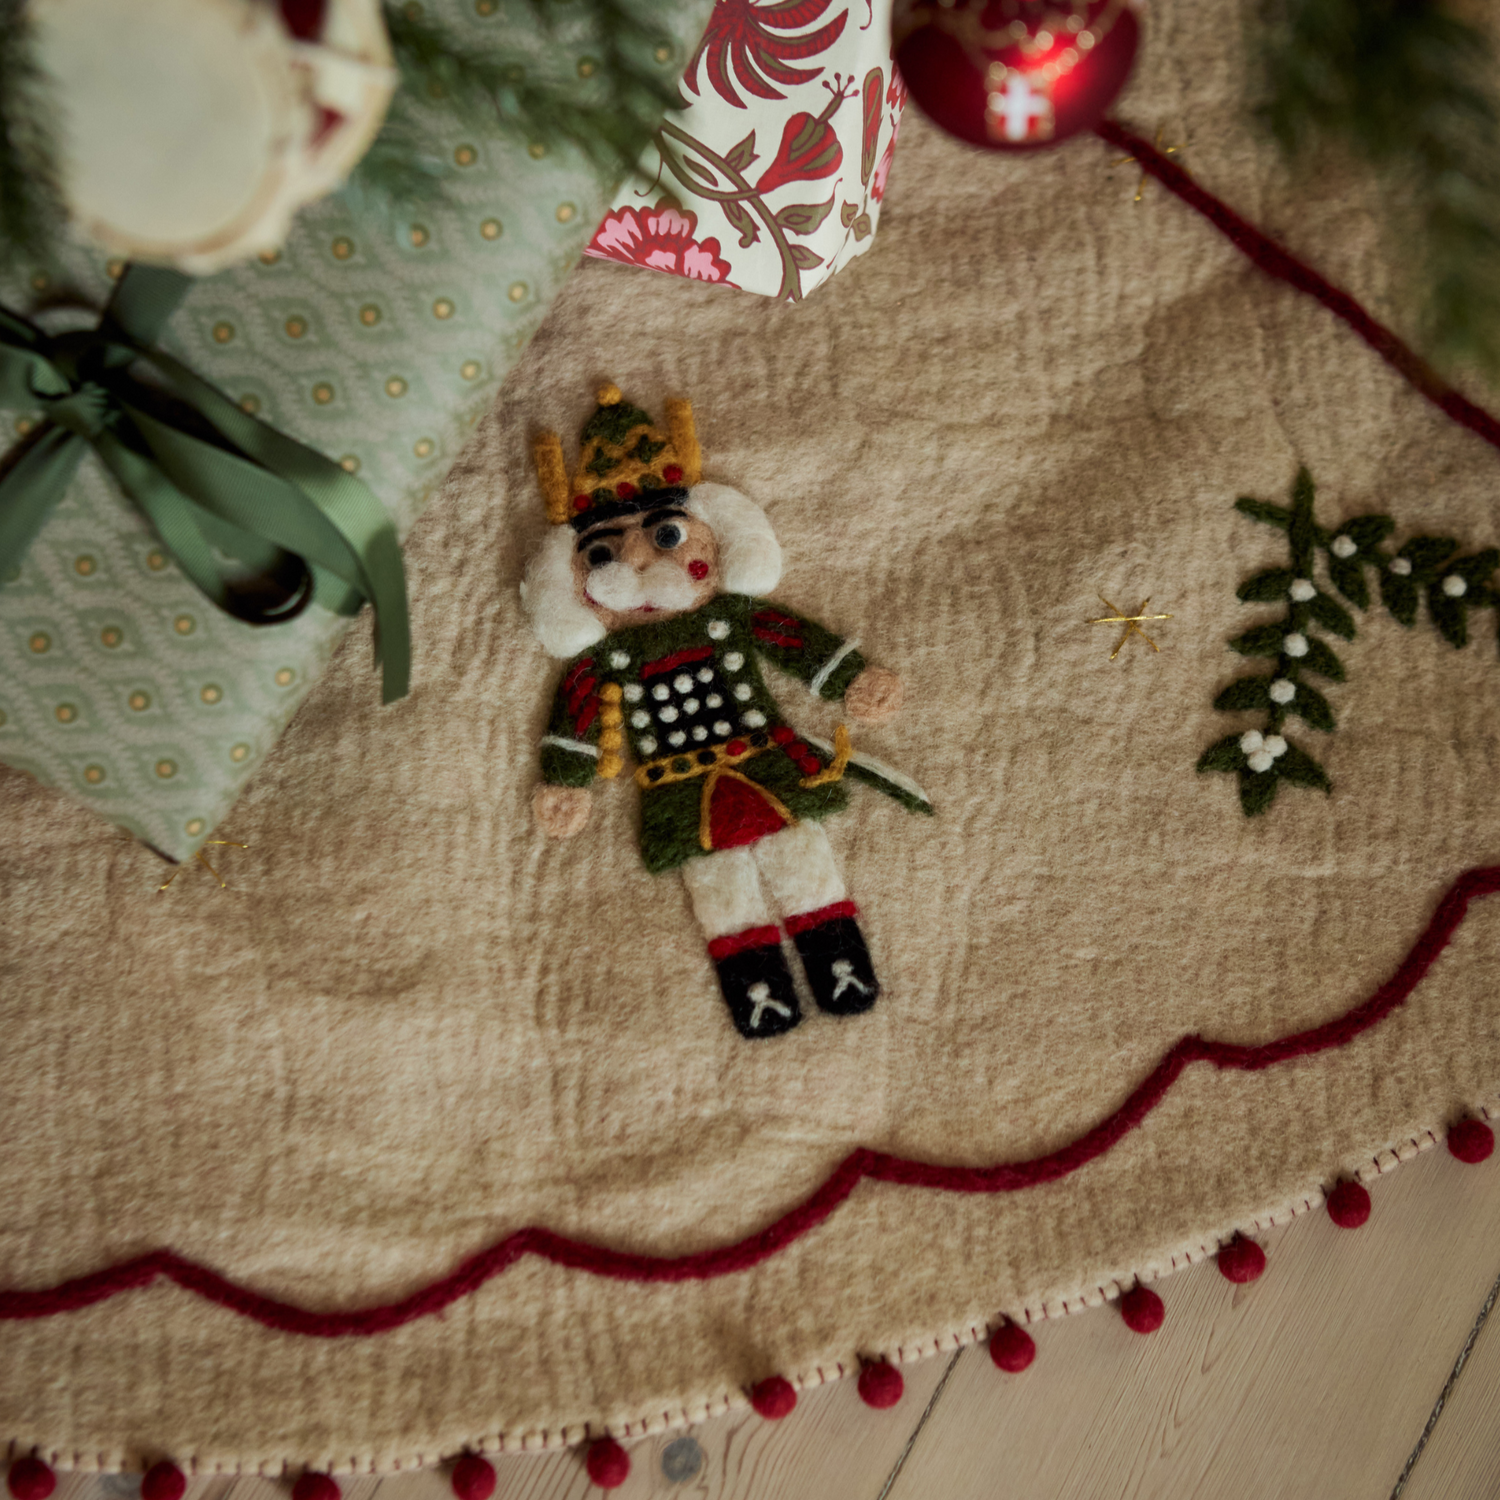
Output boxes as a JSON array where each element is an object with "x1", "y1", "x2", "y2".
[
  {"x1": 770, "y1": 726, "x2": 796, "y2": 745},
  {"x1": 1119, "y1": 1284, "x2": 1164, "y2": 1334},
  {"x1": 663, "y1": 464, "x2": 683, "y2": 483},
  {"x1": 988, "y1": 1321, "x2": 1035, "y2": 1372},
  {"x1": 749, "y1": 1375, "x2": 798, "y2": 1419},
  {"x1": 6, "y1": 1460, "x2": 55, "y2": 1500},
  {"x1": 797, "y1": 756, "x2": 822, "y2": 776},
  {"x1": 142, "y1": 1463, "x2": 186, "y2": 1500},
  {"x1": 292, "y1": 1475, "x2": 340, "y2": 1500},
  {"x1": 857, "y1": 1361, "x2": 904, "y2": 1409},
  {"x1": 585, "y1": 1438, "x2": 630, "y2": 1489},
  {"x1": 1326, "y1": 1179, "x2": 1372, "y2": 1228},
  {"x1": 1217, "y1": 1233, "x2": 1266, "y2": 1284},
  {"x1": 1449, "y1": 1118, "x2": 1495, "y2": 1164},
  {"x1": 450, "y1": 1455, "x2": 495, "y2": 1500}
]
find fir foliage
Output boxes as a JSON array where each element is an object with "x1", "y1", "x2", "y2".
[
  {"x1": 347, "y1": 0, "x2": 681, "y2": 214},
  {"x1": 0, "y1": 0, "x2": 67, "y2": 266},
  {"x1": 1201, "y1": 465, "x2": 1500, "y2": 815},
  {"x1": 1261, "y1": 0, "x2": 1500, "y2": 378}
]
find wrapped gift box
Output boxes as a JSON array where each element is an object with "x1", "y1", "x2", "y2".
[{"x1": 0, "y1": 0, "x2": 710, "y2": 863}]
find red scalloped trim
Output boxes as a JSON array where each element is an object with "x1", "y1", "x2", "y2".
[
  {"x1": 1093, "y1": 120, "x2": 1500, "y2": 452},
  {"x1": 0, "y1": 866, "x2": 1495, "y2": 1337}
]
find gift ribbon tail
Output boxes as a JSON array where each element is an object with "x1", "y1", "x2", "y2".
[{"x1": 0, "y1": 425, "x2": 86, "y2": 571}]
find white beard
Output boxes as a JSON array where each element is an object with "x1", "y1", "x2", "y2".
[{"x1": 585, "y1": 559, "x2": 700, "y2": 613}]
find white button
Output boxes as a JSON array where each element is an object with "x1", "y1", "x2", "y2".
[
  {"x1": 658, "y1": 705, "x2": 678, "y2": 723},
  {"x1": 638, "y1": 736, "x2": 657, "y2": 756},
  {"x1": 697, "y1": 667, "x2": 713, "y2": 683},
  {"x1": 723, "y1": 652, "x2": 743, "y2": 671},
  {"x1": 683, "y1": 697, "x2": 700, "y2": 714},
  {"x1": 705, "y1": 694, "x2": 722, "y2": 708},
  {"x1": 734, "y1": 683, "x2": 752, "y2": 701},
  {"x1": 691, "y1": 726, "x2": 708, "y2": 741},
  {"x1": 742, "y1": 709, "x2": 766, "y2": 728},
  {"x1": 630, "y1": 710, "x2": 650, "y2": 728},
  {"x1": 674, "y1": 673, "x2": 693, "y2": 693},
  {"x1": 713, "y1": 720, "x2": 732, "y2": 736},
  {"x1": 652, "y1": 683, "x2": 670, "y2": 700},
  {"x1": 609, "y1": 651, "x2": 630, "y2": 668},
  {"x1": 623, "y1": 684, "x2": 643, "y2": 702},
  {"x1": 667, "y1": 731, "x2": 686, "y2": 747},
  {"x1": 707, "y1": 620, "x2": 730, "y2": 639}
]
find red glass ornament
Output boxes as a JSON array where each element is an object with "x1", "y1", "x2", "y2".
[{"x1": 893, "y1": 0, "x2": 1141, "y2": 152}]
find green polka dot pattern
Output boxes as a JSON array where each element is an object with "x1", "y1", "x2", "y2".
[{"x1": 0, "y1": 0, "x2": 710, "y2": 862}]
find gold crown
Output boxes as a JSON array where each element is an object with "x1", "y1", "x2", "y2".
[{"x1": 532, "y1": 383, "x2": 702, "y2": 526}]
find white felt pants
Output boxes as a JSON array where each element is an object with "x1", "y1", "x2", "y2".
[{"x1": 680, "y1": 821, "x2": 847, "y2": 941}]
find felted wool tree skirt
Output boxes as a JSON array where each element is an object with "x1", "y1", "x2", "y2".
[{"x1": 4, "y1": 0, "x2": 1500, "y2": 1470}]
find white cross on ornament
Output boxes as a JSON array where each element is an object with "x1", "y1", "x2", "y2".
[{"x1": 986, "y1": 72, "x2": 1055, "y2": 144}]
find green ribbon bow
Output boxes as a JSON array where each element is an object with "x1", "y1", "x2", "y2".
[{"x1": 0, "y1": 264, "x2": 409, "y2": 702}]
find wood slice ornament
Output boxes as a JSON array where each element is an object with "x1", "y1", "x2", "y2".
[
  {"x1": 892, "y1": 0, "x2": 1141, "y2": 151},
  {"x1": 30, "y1": 0, "x2": 396, "y2": 274}
]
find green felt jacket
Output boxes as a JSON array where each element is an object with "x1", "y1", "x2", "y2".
[{"x1": 540, "y1": 594, "x2": 867, "y2": 873}]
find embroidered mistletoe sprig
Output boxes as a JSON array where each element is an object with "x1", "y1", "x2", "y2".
[{"x1": 1199, "y1": 467, "x2": 1500, "y2": 815}]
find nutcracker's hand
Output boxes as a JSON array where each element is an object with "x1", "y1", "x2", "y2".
[
  {"x1": 534, "y1": 783, "x2": 592, "y2": 839},
  {"x1": 844, "y1": 665, "x2": 904, "y2": 724}
]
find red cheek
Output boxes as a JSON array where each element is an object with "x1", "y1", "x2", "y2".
[{"x1": 688, "y1": 559, "x2": 710, "y2": 580}]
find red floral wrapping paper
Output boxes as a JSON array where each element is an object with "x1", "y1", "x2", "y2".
[{"x1": 586, "y1": 0, "x2": 905, "y2": 300}]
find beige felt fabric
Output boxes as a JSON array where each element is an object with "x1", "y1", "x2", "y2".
[{"x1": 5, "y1": 0, "x2": 1500, "y2": 1470}]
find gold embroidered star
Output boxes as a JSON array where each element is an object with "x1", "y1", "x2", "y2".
[
  {"x1": 1089, "y1": 595, "x2": 1173, "y2": 659},
  {"x1": 1112, "y1": 126, "x2": 1186, "y2": 202},
  {"x1": 158, "y1": 840, "x2": 249, "y2": 892}
]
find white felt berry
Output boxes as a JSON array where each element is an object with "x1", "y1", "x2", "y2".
[
  {"x1": 705, "y1": 694, "x2": 723, "y2": 708},
  {"x1": 609, "y1": 651, "x2": 630, "y2": 668},
  {"x1": 630, "y1": 710, "x2": 650, "y2": 728},
  {"x1": 1239, "y1": 731, "x2": 1265, "y2": 754},
  {"x1": 707, "y1": 620, "x2": 730, "y2": 640},
  {"x1": 683, "y1": 698, "x2": 700, "y2": 714},
  {"x1": 1247, "y1": 750, "x2": 1275, "y2": 773},
  {"x1": 667, "y1": 731, "x2": 686, "y2": 747},
  {"x1": 691, "y1": 725, "x2": 708, "y2": 741},
  {"x1": 734, "y1": 683, "x2": 753, "y2": 701},
  {"x1": 638, "y1": 736, "x2": 657, "y2": 756},
  {"x1": 1442, "y1": 574, "x2": 1468, "y2": 597},
  {"x1": 674, "y1": 674, "x2": 693, "y2": 693},
  {"x1": 1283, "y1": 632, "x2": 1309, "y2": 657},
  {"x1": 623, "y1": 683, "x2": 643, "y2": 703},
  {"x1": 657, "y1": 705, "x2": 678, "y2": 723},
  {"x1": 723, "y1": 652, "x2": 744, "y2": 671},
  {"x1": 1289, "y1": 579, "x2": 1316, "y2": 602},
  {"x1": 697, "y1": 667, "x2": 714, "y2": 683},
  {"x1": 652, "y1": 683, "x2": 670, "y2": 701},
  {"x1": 1389, "y1": 557, "x2": 1412, "y2": 576},
  {"x1": 1264, "y1": 735, "x2": 1288, "y2": 758},
  {"x1": 742, "y1": 709, "x2": 766, "y2": 728},
  {"x1": 1331, "y1": 535, "x2": 1357, "y2": 559},
  {"x1": 1269, "y1": 678, "x2": 1297, "y2": 704},
  {"x1": 713, "y1": 720, "x2": 732, "y2": 736}
]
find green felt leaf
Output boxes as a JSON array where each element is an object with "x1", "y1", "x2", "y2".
[
  {"x1": 1239, "y1": 771, "x2": 1279, "y2": 816},
  {"x1": 1235, "y1": 497, "x2": 1291, "y2": 528},
  {"x1": 1238, "y1": 568, "x2": 1297, "y2": 603},
  {"x1": 1213, "y1": 676, "x2": 1273, "y2": 712},
  {"x1": 1428, "y1": 589, "x2": 1469, "y2": 648},
  {"x1": 1277, "y1": 743, "x2": 1331, "y2": 792},
  {"x1": 1307, "y1": 591, "x2": 1357, "y2": 639},
  {"x1": 1452, "y1": 546, "x2": 1500, "y2": 583},
  {"x1": 1400, "y1": 536, "x2": 1462, "y2": 580},
  {"x1": 1300, "y1": 636, "x2": 1346, "y2": 681},
  {"x1": 1343, "y1": 515, "x2": 1396, "y2": 550},
  {"x1": 1288, "y1": 681, "x2": 1335, "y2": 731},
  {"x1": 1381, "y1": 568, "x2": 1420, "y2": 626},
  {"x1": 1230, "y1": 623, "x2": 1288, "y2": 658},
  {"x1": 1197, "y1": 735, "x2": 1247, "y2": 773},
  {"x1": 1288, "y1": 467, "x2": 1318, "y2": 575},
  {"x1": 1327, "y1": 553, "x2": 1369, "y2": 610}
]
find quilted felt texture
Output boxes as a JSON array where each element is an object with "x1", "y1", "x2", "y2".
[{"x1": 3, "y1": 0, "x2": 1500, "y2": 1469}]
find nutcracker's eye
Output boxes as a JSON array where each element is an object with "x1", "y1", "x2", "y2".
[
  {"x1": 586, "y1": 543, "x2": 614, "y2": 568},
  {"x1": 654, "y1": 521, "x2": 685, "y2": 550}
]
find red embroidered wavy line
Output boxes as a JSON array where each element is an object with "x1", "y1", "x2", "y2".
[
  {"x1": 3, "y1": 866, "x2": 1497, "y2": 1337},
  {"x1": 1094, "y1": 120, "x2": 1500, "y2": 453}
]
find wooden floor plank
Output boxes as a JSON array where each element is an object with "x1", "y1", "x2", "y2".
[
  {"x1": 884, "y1": 1144, "x2": 1500, "y2": 1500},
  {"x1": 1397, "y1": 1260, "x2": 1500, "y2": 1500}
]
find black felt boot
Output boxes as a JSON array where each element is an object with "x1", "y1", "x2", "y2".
[
  {"x1": 712, "y1": 940, "x2": 803, "y2": 1039},
  {"x1": 790, "y1": 914, "x2": 880, "y2": 1015}
]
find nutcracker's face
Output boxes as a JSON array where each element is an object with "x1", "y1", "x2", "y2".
[{"x1": 571, "y1": 503, "x2": 722, "y2": 632}]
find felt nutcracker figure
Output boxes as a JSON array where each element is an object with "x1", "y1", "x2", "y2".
[{"x1": 523, "y1": 385, "x2": 930, "y2": 1040}]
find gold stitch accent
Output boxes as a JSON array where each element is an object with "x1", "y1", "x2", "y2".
[
  {"x1": 158, "y1": 841, "x2": 249, "y2": 893},
  {"x1": 1088, "y1": 594, "x2": 1173, "y2": 658},
  {"x1": 799, "y1": 723, "x2": 851, "y2": 788}
]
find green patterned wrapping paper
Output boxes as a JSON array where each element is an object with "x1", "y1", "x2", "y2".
[{"x1": 0, "y1": 0, "x2": 710, "y2": 863}]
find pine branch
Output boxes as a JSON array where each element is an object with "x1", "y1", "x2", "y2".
[
  {"x1": 0, "y1": 0, "x2": 67, "y2": 265},
  {"x1": 1260, "y1": 0, "x2": 1500, "y2": 378}
]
